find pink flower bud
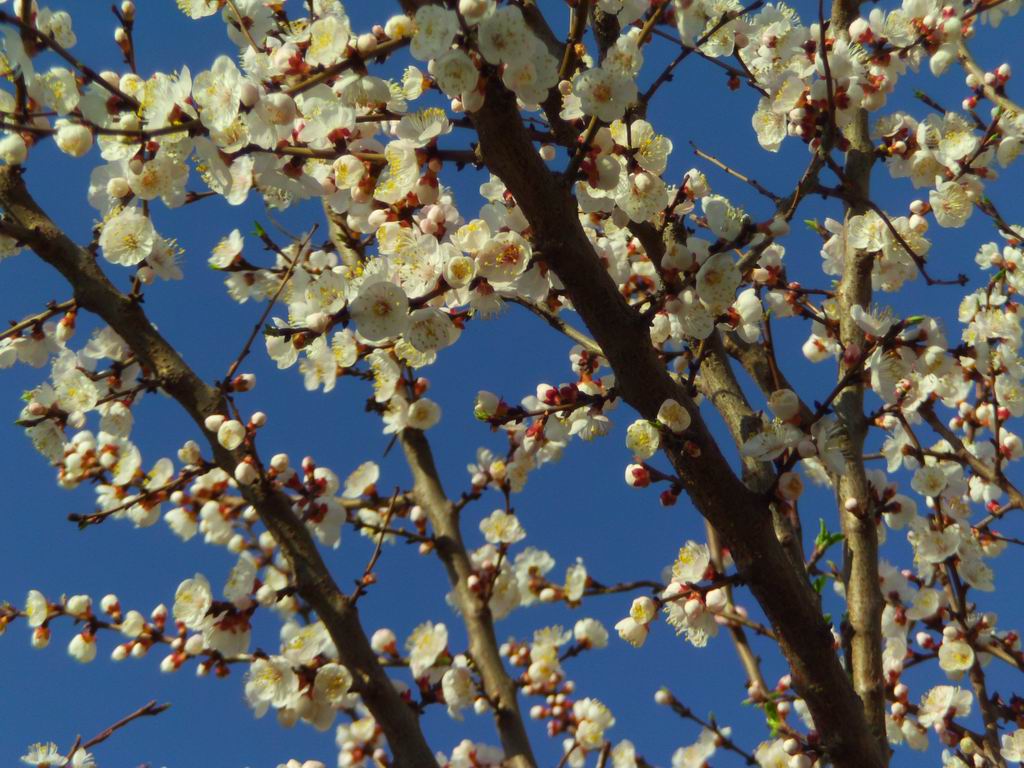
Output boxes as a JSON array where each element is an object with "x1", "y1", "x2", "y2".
[
  {"x1": 843, "y1": 343, "x2": 862, "y2": 367},
  {"x1": 625, "y1": 464, "x2": 650, "y2": 488},
  {"x1": 371, "y1": 628, "x2": 397, "y2": 655}
]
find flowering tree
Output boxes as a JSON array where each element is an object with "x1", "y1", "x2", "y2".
[{"x1": 1, "y1": 0, "x2": 1024, "y2": 765}]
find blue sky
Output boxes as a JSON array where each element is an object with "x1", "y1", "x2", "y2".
[{"x1": 1, "y1": 3, "x2": 1023, "y2": 767}]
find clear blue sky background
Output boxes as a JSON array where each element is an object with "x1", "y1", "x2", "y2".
[{"x1": 1, "y1": 3, "x2": 1023, "y2": 767}]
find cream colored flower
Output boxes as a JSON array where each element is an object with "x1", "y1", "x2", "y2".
[
  {"x1": 626, "y1": 419, "x2": 660, "y2": 459},
  {"x1": 99, "y1": 207, "x2": 155, "y2": 266},
  {"x1": 695, "y1": 253, "x2": 740, "y2": 315}
]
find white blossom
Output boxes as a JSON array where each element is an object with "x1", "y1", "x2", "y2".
[{"x1": 99, "y1": 207, "x2": 155, "y2": 266}]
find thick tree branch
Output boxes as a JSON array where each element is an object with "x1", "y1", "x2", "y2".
[
  {"x1": 469, "y1": 78, "x2": 884, "y2": 768},
  {"x1": 695, "y1": 332, "x2": 804, "y2": 566},
  {"x1": 0, "y1": 166, "x2": 437, "y2": 768},
  {"x1": 399, "y1": 429, "x2": 537, "y2": 768},
  {"x1": 719, "y1": 331, "x2": 815, "y2": 426},
  {"x1": 829, "y1": 0, "x2": 888, "y2": 758},
  {"x1": 704, "y1": 518, "x2": 768, "y2": 695}
]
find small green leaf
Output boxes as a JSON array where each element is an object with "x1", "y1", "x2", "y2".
[
  {"x1": 815, "y1": 518, "x2": 828, "y2": 548},
  {"x1": 764, "y1": 699, "x2": 782, "y2": 736},
  {"x1": 815, "y1": 518, "x2": 845, "y2": 550}
]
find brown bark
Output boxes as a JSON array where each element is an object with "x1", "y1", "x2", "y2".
[
  {"x1": 696, "y1": 332, "x2": 804, "y2": 566},
  {"x1": 0, "y1": 166, "x2": 438, "y2": 768},
  {"x1": 829, "y1": 0, "x2": 888, "y2": 755},
  {"x1": 401, "y1": 429, "x2": 537, "y2": 768},
  {"x1": 468, "y1": 79, "x2": 885, "y2": 767}
]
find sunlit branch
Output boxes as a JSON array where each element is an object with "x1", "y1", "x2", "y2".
[
  {"x1": 1, "y1": 298, "x2": 75, "y2": 341},
  {"x1": 0, "y1": 166, "x2": 438, "y2": 768},
  {"x1": 471, "y1": 63, "x2": 886, "y2": 768},
  {"x1": 690, "y1": 142, "x2": 781, "y2": 204},
  {"x1": 65, "y1": 700, "x2": 170, "y2": 764},
  {"x1": 638, "y1": 1, "x2": 765, "y2": 108},
  {"x1": 659, "y1": 689, "x2": 758, "y2": 766},
  {"x1": 399, "y1": 428, "x2": 538, "y2": 768},
  {"x1": 0, "y1": 11, "x2": 141, "y2": 109},
  {"x1": 828, "y1": 0, "x2": 887, "y2": 754}
]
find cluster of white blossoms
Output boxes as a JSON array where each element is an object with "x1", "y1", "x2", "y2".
[
  {"x1": 3, "y1": 0, "x2": 1024, "y2": 764},
  {"x1": 19, "y1": 742, "x2": 95, "y2": 768},
  {"x1": 497, "y1": 623, "x2": 635, "y2": 768}
]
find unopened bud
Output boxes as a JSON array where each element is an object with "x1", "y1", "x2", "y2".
[
  {"x1": 204, "y1": 414, "x2": 226, "y2": 432},
  {"x1": 234, "y1": 461, "x2": 259, "y2": 485},
  {"x1": 356, "y1": 32, "x2": 378, "y2": 55},
  {"x1": 625, "y1": 463, "x2": 651, "y2": 488},
  {"x1": 768, "y1": 388, "x2": 800, "y2": 420},
  {"x1": 305, "y1": 312, "x2": 329, "y2": 334}
]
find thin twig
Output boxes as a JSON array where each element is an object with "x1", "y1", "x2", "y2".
[
  {"x1": 662, "y1": 691, "x2": 757, "y2": 765},
  {"x1": 0, "y1": 11, "x2": 141, "y2": 109},
  {"x1": 639, "y1": 1, "x2": 764, "y2": 106},
  {"x1": 225, "y1": 0, "x2": 263, "y2": 53},
  {"x1": 286, "y1": 37, "x2": 410, "y2": 97},
  {"x1": 691, "y1": 142, "x2": 780, "y2": 203},
  {"x1": 506, "y1": 296, "x2": 603, "y2": 355},
  {"x1": 220, "y1": 226, "x2": 316, "y2": 390},
  {"x1": 68, "y1": 469, "x2": 204, "y2": 528},
  {"x1": 351, "y1": 488, "x2": 401, "y2": 603},
  {"x1": 64, "y1": 700, "x2": 170, "y2": 763},
  {"x1": 558, "y1": 0, "x2": 592, "y2": 81},
  {"x1": 2, "y1": 298, "x2": 75, "y2": 341},
  {"x1": 563, "y1": 116, "x2": 600, "y2": 183}
]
